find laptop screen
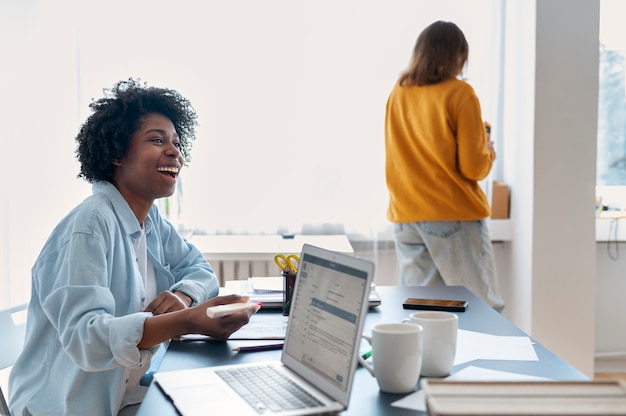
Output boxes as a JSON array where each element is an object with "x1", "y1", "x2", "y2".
[{"x1": 282, "y1": 245, "x2": 373, "y2": 397}]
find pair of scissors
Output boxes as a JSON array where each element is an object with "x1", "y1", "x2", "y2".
[{"x1": 274, "y1": 253, "x2": 300, "y2": 274}]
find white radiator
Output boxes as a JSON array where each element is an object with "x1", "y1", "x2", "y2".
[
  {"x1": 207, "y1": 246, "x2": 399, "y2": 287},
  {"x1": 209, "y1": 260, "x2": 277, "y2": 286}
]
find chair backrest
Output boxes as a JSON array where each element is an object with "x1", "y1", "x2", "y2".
[
  {"x1": 0, "y1": 303, "x2": 28, "y2": 416},
  {"x1": 0, "y1": 386, "x2": 9, "y2": 416},
  {"x1": 0, "y1": 304, "x2": 27, "y2": 371}
]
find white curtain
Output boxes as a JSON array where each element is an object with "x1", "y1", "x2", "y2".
[
  {"x1": 76, "y1": 0, "x2": 503, "y2": 235},
  {"x1": 0, "y1": 0, "x2": 503, "y2": 308}
]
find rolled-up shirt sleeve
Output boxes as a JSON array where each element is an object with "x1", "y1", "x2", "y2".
[{"x1": 37, "y1": 230, "x2": 157, "y2": 371}]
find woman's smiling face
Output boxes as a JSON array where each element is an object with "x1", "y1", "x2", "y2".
[{"x1": 112, "y1": 113, "x2": 183, "y2": 212}]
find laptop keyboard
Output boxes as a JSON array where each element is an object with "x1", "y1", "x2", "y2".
[{"x1": 216, "y1": 365, "x2": 324, "y2": 414}]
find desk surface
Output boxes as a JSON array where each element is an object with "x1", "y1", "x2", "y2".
[
  {"x1": 188, "y1": 234, "x2": 353, "y2": 261},
  {"x1": 137, "y1": 286, "x2": 587, "y2": 416}
]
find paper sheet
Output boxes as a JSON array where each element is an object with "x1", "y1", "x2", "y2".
[
  {"x1": 454, "y1": 329, "x2": 538, "y2": 364},
  {"x1": 180, "y1": 314, "x2": 288, "y2": 341},
  {"x1": 390, "y1": 329, "x2": 542, "y2": 412},
  {"x1": 251, "y1": 276, "x2": 283, "y2": 292}
]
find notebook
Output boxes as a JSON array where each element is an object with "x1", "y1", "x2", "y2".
[{"x1": 154, "y1": 244, "x2": 375, "y2": 416}]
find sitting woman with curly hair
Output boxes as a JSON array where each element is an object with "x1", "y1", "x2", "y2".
[{"x1": 9, "y1": 78, "x2": 259, "y2": 416}]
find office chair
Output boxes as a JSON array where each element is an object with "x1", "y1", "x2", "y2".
[{"x1": 0, "y1": 303, "x2": 28, "y2": 416}]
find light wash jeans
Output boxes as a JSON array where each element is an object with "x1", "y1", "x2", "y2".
[
  {"x1": 118, "y1": 404, "x2": 140, "y2": 416},
  {"x1": 393, "y1": 220, "x2": 505, "y2": 311}
]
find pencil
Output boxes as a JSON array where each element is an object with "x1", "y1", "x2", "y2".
[{"x1": 232, "y1": 343, "x2": 284, "y2": 353}]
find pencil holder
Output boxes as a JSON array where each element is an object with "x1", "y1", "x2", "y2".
[{"x1": 282, "y1": 270, "x2": 297, "y2": 316}]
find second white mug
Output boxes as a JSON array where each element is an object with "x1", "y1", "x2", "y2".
[{"x1": 402, "y1": 311, "x2": 458, "y2": 377}]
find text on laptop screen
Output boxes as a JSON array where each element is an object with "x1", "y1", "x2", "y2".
[{"x1": 283, "y1": 253, "x2": 368, "y2": 392}]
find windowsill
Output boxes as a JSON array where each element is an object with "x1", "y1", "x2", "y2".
[
  {"x1": 488, "y1": 217, "x2": 626, "y2": 243},
  {"x1": 596, "y1": 187, "x2": 626, "y2": 242},
  {"x1": 488, "y1": 218, "x2": 513, "y2": 242},
  {"x1": 348, "y1": 219, "x2": 514, "y2": 243},
  {"x1": 186, "y1": 217, "x2": 626, "y2": 246}
]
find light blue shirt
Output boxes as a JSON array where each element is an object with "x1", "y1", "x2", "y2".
[{"x1": 9, "y1": 181, "x2": 219, "y2": 415}]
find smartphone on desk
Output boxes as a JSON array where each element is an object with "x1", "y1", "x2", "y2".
[{"x1": 402, "y1": 298, "x2": 468, "y2": 312}]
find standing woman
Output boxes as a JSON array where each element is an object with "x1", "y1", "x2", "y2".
[
  {"x1": 9, "y1": 79, "x2": 259, "y2": 415},
  {"x1": 385, "y1": 21, "x2": 504, "y2": 310}
]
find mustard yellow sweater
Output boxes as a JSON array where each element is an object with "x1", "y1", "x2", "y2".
[{"x1": 385, "y1": 78, "x2": 493, "y2": 222}]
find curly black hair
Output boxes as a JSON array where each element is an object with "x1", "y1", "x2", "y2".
[{"x1": 76, "y1": 78, "x2": 198, "y2": 183}]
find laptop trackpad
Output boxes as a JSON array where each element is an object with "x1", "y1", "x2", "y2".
[{"x1": 155, "y1": 369, "x2": 257, "y2": 416}]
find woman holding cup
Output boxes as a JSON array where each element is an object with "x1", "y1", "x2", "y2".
[{"x1": 384, "y1": 20, "x2": 505, "y2": 311}]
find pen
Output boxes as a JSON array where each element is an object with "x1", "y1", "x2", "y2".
[
  {"x1": 232, "y1": 343, "x2": 284, "y2": 353},
  {"x1": 361, "y1": 350, "x2": 372, "y2": 360}
]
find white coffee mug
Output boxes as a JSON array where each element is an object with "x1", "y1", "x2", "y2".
[
  {"x1": 402, "y1": 311, "x2": 458, "y2": 377},
  {"x1": 358, "y1": 323, "x2": 423, "y2": 394}
]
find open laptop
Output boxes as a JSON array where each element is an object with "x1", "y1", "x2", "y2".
[{"x1": 154, "y1": 244, "x2": 375, "y2": 416}]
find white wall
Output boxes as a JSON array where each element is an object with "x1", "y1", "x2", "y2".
[
  {"x1": 0, "y1": 1, "x2": 91, "y2": 308},
  {"x1": 595, "y1": 241, "x2": 626, "y2": 371},
  {"x1": 499, "y1": 0, "x2": 537, "y2": 335},
  {"x1": 498, "y1": 0, "x2": 599, "y2": 378}
]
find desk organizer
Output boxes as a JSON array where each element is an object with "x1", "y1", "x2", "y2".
[{"x1": 282, "y1": 270, "x2": 297, "y2": 316}]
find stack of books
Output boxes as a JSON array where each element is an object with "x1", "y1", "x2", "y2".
[{"x1": 421, "y1": 379, "x2": 626, "y2": 415}]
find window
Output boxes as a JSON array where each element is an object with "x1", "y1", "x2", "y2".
[
  {"x1": 75, "y1": 0, "x2": 503, "y2": 236},
  {"x1": 0, "y1": 0, "x2": 504, "y2": 307},
  {"x1": 597, "y1": 0, "x2": 626, "y2": 186}
]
